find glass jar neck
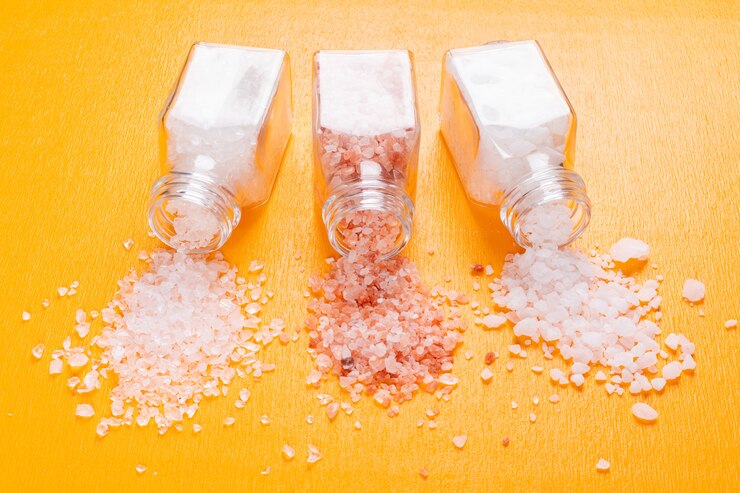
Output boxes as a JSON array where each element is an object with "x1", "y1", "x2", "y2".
[
  {"x1": 322, "y1": 181, "x2": 414, "y2": 260},
  {"x1": 148, "y1": 172, "x2": 241, "y2": 253},
  {"x1": 500, "y1": 168, "x2": 591, "y2": 249}
]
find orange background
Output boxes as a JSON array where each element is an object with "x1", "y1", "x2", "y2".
[{"x1": 0, "y1": 1, "x2": 738, "y2": 492}]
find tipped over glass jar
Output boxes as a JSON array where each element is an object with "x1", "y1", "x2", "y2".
[
  {"x1": 148, "y1": 42, "x2": 292, "y2": 253},
  {"x1": 440, "y1": 40, "x2": 591, "y2": 248},
  {"x1": 312, "y1": 50, "x2": 420, "y2": 259}
]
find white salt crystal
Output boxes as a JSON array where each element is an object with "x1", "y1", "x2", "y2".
[
  {"x1": 549, "y1": 394, "x2": 560, "y2": 403},
  {"x1": 354, "y1": 420, "x2": 361, "y2": 430},
  {"x1": 193, "y1": 424, "x2": 202, "y2": 433},
  {"x1": 282, "y1": 444, "x2": 295, "y2": 460},
  {"x1": 480, "y1": 367, "x2": 494, "y2": 383},
  {"x1": 609, "y1": 238, "x2": 650, "y2": 263},
  {"x1": 681, "y1": 354, "x2": 696, "y2": 371},
  {"x1": 223, "y1": 417, "x2": 236, "y2": 426},
  {"x1": 22, "y1": 311, "x2": 31, "y2": 321},
  {"x1": 49, "y1": 358, "x2": 63, "y2": 374},
  {"x1": 31, "y1": 344, "x2": 45, "y2": 360},
  {"x1": 595, "y1": 458, "x2": 610, "y2": 472},
  {"x1": 75, "y1": 404, "x2": 95, "y2": 418},
  {"x1": 68, "y1": 353, "x2": 89, "y2": 368},
  {"x1": 529, "y1": 413, "x2": 537, "y2": 423},
  {"x1": 651, "y1": 378, "x2": 667, "y2": 391},
  {"x1": 307, "y1": 444, "x2": 322, "y2": 463},
  {"x1": 662, "y1": 361, "x2": 682, "y2": 381},
  {"x1": 570, "y1": 374, "x2": 585, "y2": 387},
  {"x1": 135, "y1": 464, "x2": 146, "y2": 474},
  {"x1": 481, "y1": 314, "x2": 507, "y2": 329},
  {"x1": 438, "y1": 373, "x2": 459, "y2": 386},
  {"x1": 682, "y1": 279, "x2": 705, "y2": 302},
  {"x1": 549, "y1": 368, "x2": 565, "y2": 382},
  {"x1": 452, "y1": 435, "x2": 467, "y2": 449},
  {"x1": 724, "y1": 319, "x2": 737, "y2": 329},
  {"x1": 631, "y1": 402, "x2": 658, "y2": 422},
  {"x1": 664, "y1": 333, "x2": 679, "y2": 351},
  {"x1": 123, "y1": 239, "x2": 134, "y2": 251},
  {"x1": 594, "y1": 371, "x2": 607, "y2": 383}
]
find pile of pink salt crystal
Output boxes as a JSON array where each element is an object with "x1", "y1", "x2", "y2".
[
  {"x1": 489, "y1": 203, "x2": 696, "y2": 395},
  {"x1": 45, "y1": 249, "x2": 284, "y2": 435},
  {"x1": 166, "y1": 199, "x2": 222, "y2": 252},
  {"x1": 336, "y1": 209, "x2": 402, "y2": 257},
  {"x1": 305, "y1": 212, "x2": 465, "y2": 406}
]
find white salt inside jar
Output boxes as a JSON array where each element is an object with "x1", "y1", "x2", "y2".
[{"x1": 149, "y1": 43, "x2": 292, "y2": 253}]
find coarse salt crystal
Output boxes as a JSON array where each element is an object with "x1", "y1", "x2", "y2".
[
  {"x1": 193, "y1": 424, "x2": 202, "y2": 433},
  {"x1": 609, "y1": 238, "x2": 650, "y2": 263},
  {"x1": 549, "y1": 394, "x2": 560, "y2": 403},
  {"x1": 662, "y1": 362, "x2": 682, "y2": 381},
  {"x1": 49, "y1": 359, "x2": 63, "y2": 374},
  {"x1": 724, "y1": 319, "x2": 737, "y2": 329},
  {"x1": 259, "y1": 415, "x2": 271, "y2": 425},
  {"x1": 57, "y1": 287, "x2": 69, "y2": 297},
  {"x1": 439, "y1": 374, "x2": 459, "y2": 386},
  {"x1": 22, "y1": 311, "x2": 31, "y2": 321},
  {"x1": 419, "y1": 467, "x2": 429, "y2": 478},
  {"x1": 31, "y1": 344, "x2": 45, "y2": 360},
  {"x1": 354, "y1": 420, "x2": 361, "y2": 430},
  {"x1": 631, "y1": 402, "x2": 658, "y2": 423},
  {"x1": 75, "y1": 404, "x2": 95, "y2": 418},
  {"x1": 135, "y1": 464, "x2": 146, "y2": 474},
  {"x1": 480, "y1": 368, "x2": 494, "y2": 383},
  {"x1": 682, "y1": 279, "x2": 705, "y2": 303},
  {"x1": 307, "y1": 444, "x2": 322, "y2": 463},
  {"x1": 68, "y1": 353, "x2": 89, "y2": 368},
  {"x1": 651, "y1": 378, "x2": 666, "y2": 391},
  {"x1": 481, "y1": 314, "x2": 506, "y2": 329},
  {"x1": 452, "y1": 435, "x2": 467, "y2": 449},
  {"x1": 223, "y1": 417, "x2": 236, "y2": 426},
  {"x1": 282, "y1": 444, "x2": 295, "y2": 460},
  {"x1": 529, "y1": 413, "x2": 537, "y2": 423},
  {"x1": 596, "y1": 458, "x2": 610, "y2": 472},
  {"x1": 123, "y1": 239, "x2": 134, "y2": 251}
]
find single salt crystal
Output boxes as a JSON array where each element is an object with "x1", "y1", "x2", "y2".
[
  {"x1": 123, "y1": 239, "x2": 134, "y2": 251},
  {"x1": 570, "y1": 374, "x2": 585, "y2": 387},
  {"x1": 49, "y1": 359, "x2": 63, "y2": 374},
  {"x1": 664, "y1": 333, "x2": 680, "y2": 351},
  {"x1": 260, "y1": 466, "x2": 270, "y2": 476},
  {"x1": 248, "y1": 260, "x2": 264, "y2": 272},
  {"x1": 452, "y1": 435, "x2": 467, "y2": 449},
  {"x1": 22, "y1": 311, "x2": 31, "y2": 321},
  {"x1": 223, "y1": 417, "x2": 236, "y2": 426},
  {"x1": 31, "y1": 344, "x2": 45, "y2": 360},
  {"x1": 480, "y1": 367, "x2": 494, "y2": 383},
  {"x1": 662, "y1": 362, "x2": 682, "y2": 381},
  {"x1": 481, "y1": 314, "x2": 506, "y2": 329},
  {"x1": 307, "y1": 444, "x2": 322, "y2": 463},
  {"x1": 549, "y1": 394, "x2": 560, "y2": 403},
  {"x1": 681, "y1": 354, "x2": 696, "y2": 371},
  {"x1": 193, "y1": 424, "x2": 202, "y2": 433},
  {"x1": 259, "y1": 415, "x2": 271, "y2": 425},
  {"x1": 725, "y1": 319, "x2": 737, "y2": 329},
  {"x1": 57, "y1": 287, "x2": 69, "y2": 297},
  {"x1": 511, "y1": 401, "x2": 518, "y2": 409},
  {"x1": 530, "y1": 366, "x2": 544, "y2": 374},
  {"x1": 238, "y1": 388, "x2": 250, "y2": 402},
  {"x1": 529, "y1": 413, "x2": 537, "y2": 423},
  {"x1": 96, "y1": 422, "x2": 109, "y2": 437},
  {"x1": 682, "y1": 279, "x2": 705, "y2": 302},
  {"x1": 282, "y1": 444, "x2": 295, "y2": 460},
  {"x1": 505, "y1": 361, "x2": 514, "y2": 372},
  {"x1": 594, "y1": 371, "x2": 607, "y2": 383},
  {"x1": 609, "y1": 238, "x2": 650, "y2": 263},
  {"x1": 532, "y1": 396, "x2": 540, "y2": 405},
  {"x1": 550, "y1": 369, "x2": 565, "y2": 382},
  {"x1": 326, "y1": 402, "x2": 339, "y2": 420},
  {"x1": 438, "y1": 374, "x2": 459, "y2": 386},
  {"x1": 419, "y1": 468, "x2": 429, "y2": 479},
  {"x1": 135, "y1": 464, "x2": 146, "y2": 474},
  {"x1": 595, "y1": 458, "x2": 610, "y2": 472},
  {"x1": 631, "y1": 402, "x2": 658, "y2": 423},
  {"x1": 354, "y1": 420, "x2": 361, "y2": 430},
  {"x1": 67, "y1": 353, "x2": 89, "y2": 368},
  {"x1": 75, "y1": 404, "x2": 95, "y2": 418}
]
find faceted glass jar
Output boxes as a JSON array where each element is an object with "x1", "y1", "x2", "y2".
[
  {"x1": 440, "y1": 40, "x2": 590, "y2": 248},
  {"x1": 313, "y1": 50, "x2": 420, "y2": 259},
  {"x1": 149, "y1": 42, "x2": 292, "y2": 253}
]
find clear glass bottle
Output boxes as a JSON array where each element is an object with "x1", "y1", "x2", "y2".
[
  {"x1": 312, "y1": 50, "x2": 420, "y2": 259},
  {"x1": 440, "y1": 40, "x2": 591, "y2": 248},
  {"x1": 148, "y1": 42, "x2": 292, "y2": 253}
]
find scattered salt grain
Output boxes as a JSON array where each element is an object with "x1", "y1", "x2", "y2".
[
  {"x1": 282, "y1": 444, "x2": 295, "y2": 460},
  {"x1": 596, "y1": 458, "x2": 610, "y2": 472},
  {"x1": 57, "y1": 287, "x2": 69, "y2": 297},
  {"x1": 123, "y1": 239, "x2": 134, "y2": 251},
  {"x1": 223, "y1": 417, "x2": 236, "y2": 426},
  {"x1": 480, "y1": 367, "x2": 494, "y2": 383},
  {"x1": 631, "y1": 402, "x2": 658, "y2": 423},
  {"x1": 502, "y1": 437, "x2": 509, "y2": 447},
  {"x1": 481, "y1": 314, "x2": 506, "y2": 329},
  {"x1": 651, "y1": 378, "x2": 666, "y2": 392},
  {"x1": 42, "y1": 299, "x2": 50, "y2": 308},
  {"x1": 49, "y1": 359, "x2": 63, "y2": 374},
  {"x1": 682, "y1": 279, "x2": 705, "y2": 303},
  {"x1": 75, "y1": 404, "x2": 95, "y2": 418},
  {"x1": 549, "y1": 394, "x2": 560, "y2": 403},
  {"x1": 529, "y1": 413, "x2": 537, "y2": 423},
  {"x1": 354, "y1": 420, "x2": 362, "y2": 430},
  {"x1": 511, "y1": 401, "x2": 518, "y2": 409},
  {"x1": 452, "y1": 435, "x2": 467, "y2": 449},
  {"x1": 725, "y1": 319, "x2": 737, "y2": 329},
  {"x1": 260, "y1": 415, "x2": 271, "y2": 425},
  {"x1": 135, "y1": 464, "x2": 146, "y2": 474},
  {"x1": 307, "y1": 444, "x2": 322, "y2": 464},
  {"x1": 419, "y1": 468, "x2": 429, "y2": 479},
  {"x1": 609, "y1": 238, "x2": 650, "y2": 263},
  {"x1": 22, "y1": 311, "x2": 31, "y2": 321},
  {"x1": 485, "y1": 265, "x2": 494, "y2": 276},
  {"x1": 326, "y1": 402, "x2": 339, "y2": 420},
  {"x1": 505, "y1": 361, "x2": 514, "y2": 372},
  {"x1": 31, "y1": 344, "x2": 45, "y2": 360},
  {"x1": 193, "y1": 424, "x2": 202, "y2": 433},
  {"x1": 260, "y1": 466, "x2": 270, "y2": 476},
  {"x1": 662, "y1": 362, "x2": 682, "y2": 381},
  {"x1": 68, "y1": 353, "x2": 89, "y2": 368}
]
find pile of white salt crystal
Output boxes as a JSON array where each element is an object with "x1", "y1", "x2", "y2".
[
  {"x1": 305, "y1": 212, "x2": 465, "y2": 407},
  {"x1": 42, "y1": 249, "x2": 285, "y2": 435},
  {"x1": 488, "y1": 204, "x2": 696, "y2": 396}
]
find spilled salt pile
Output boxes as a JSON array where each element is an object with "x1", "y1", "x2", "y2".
[
  {"x1": 44, "y1": 249, "x2": 283, "y2": 435},
  {"x1": 488, "y1": 204, "x2": 696, "y2": 395},
  {"x1": 305, "y1": 212, "x2": 465, "y2": 406}
]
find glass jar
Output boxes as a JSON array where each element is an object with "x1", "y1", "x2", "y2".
[
  {"x1": 148, "y1": 42, "x2": 292, "y2": 253},
  {"x1": 440, "y1": 40, "x2": 591, "y2": 248},
  {"x1": 312, "y1": 50, "x2": 420, "y2": 259}
]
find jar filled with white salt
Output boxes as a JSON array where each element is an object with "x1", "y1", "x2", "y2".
[
  {"x1": 440, "y1": 40, "x2": 591, "y2": 248},
  {"x1": 313, "y1": 50, "x2": 420, "y2": 259},
  {"x1": 148, "y1": 43, "x2": 292, "y2": 253}
]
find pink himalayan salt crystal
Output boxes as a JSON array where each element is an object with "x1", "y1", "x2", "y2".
[
  {"x1": 326, "y1": 402, "x2": 340, "y2": 420},
  {"x1": 282, "y1": 444, "x2": 295, "y2": 460},
  {"x1": 419, "y1": 467, "x2": 429, "y2": 479},
  {"x1": 490, "y1": 205, "x2": 692, "y2": 392},
  {"x1": 452, "y1": 435, "x2": 467, "y2": 449},
  {"x1": 609, "y1": 238, "x2": 650, "y2": 263},
  {"x1": 596, "y1": 458, "x2": 610, "y2": 472},
  {"x1": 46, "y1": 249, "x2": 281, "y2": 435},
  {"x1": 307, "y1": 444, "x2": 322, "y2": 464},
  {"x1": 682, "y1": 279, "x2": 705, "y2": 303},
  {"x1": 31, "y1": 344, "x2": 45, "y2": 360},
  {"x1": 305, "y1": 215, "x2": 464, "y2": 405},
  {"x1": 631, "y1": 402, "x2": 658, "y2": 423},
  {"x1": 166, "y1": 200, "x2": 221, "y2": 252},
  {"x1": 22, "y1": 311, "x2": 31, "y2": 321},
  {"x1": 75, "y1": 404, "x2": 95, "y2": 418},
  {"x1": 481, "y1": 313, "x2": 506, "y2": 329}
]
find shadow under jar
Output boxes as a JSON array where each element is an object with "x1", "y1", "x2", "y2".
[
  {"x1": 148, "y1": 42, "x2": 292, "y2": 253},
  {"x1": 313, "y1": 50, "x2": 420, "y2": 260},
  {"x1": 440, "y1": 40, "x2": 591, "y2": 248}
]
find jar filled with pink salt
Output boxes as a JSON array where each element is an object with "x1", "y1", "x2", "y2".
[
  {"x1": 440, "y1": 40, "x2": 591, "y2": 248},
  {"x1": 148, "y1": 43, "x2": 292, "y2": 253},
  {"x1": 313, "y1": 50, "x2": 420, "y2": 259}
]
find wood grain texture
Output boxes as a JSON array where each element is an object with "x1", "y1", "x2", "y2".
[{"x1": 0, "y1": 1, "x2": 738, "y2": 491}]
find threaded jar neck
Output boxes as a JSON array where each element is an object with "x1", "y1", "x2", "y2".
[
  {"x1": 148, "y1": 172, "x2": 241, "y2": 254},
  {"x1": 322, "y1": 181, "x2": 414, "y2": 260},
  {"x1": 500, "y1": 168, "x2": 591, "y2": 249}
]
